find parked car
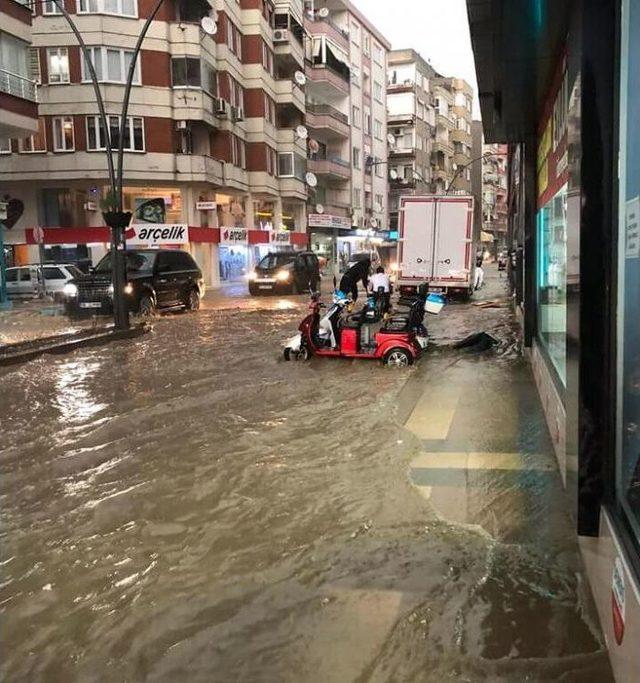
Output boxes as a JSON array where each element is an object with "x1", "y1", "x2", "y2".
[
  {"x1": 63, "y1": 249, "x2": 204, "y2": 317},
  {"x1": 249, "y1": 251, "x2": 320, "y2": 295},
  {"x1": 5, "y1": 263, "x2": 83, "y2": 301}
]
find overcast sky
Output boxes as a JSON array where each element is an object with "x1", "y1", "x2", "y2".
[{"x1": 351, "y1": 0, "x2": 481, "y2": 119}]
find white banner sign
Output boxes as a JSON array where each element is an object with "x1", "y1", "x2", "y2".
[
  {"x1": 308, "y1": 214, "x2": 352, "y2": 230},
  {"x1": 125, "y1": 224, "x2": 188, "y2": 246},
  {"x1": 270, "y1": 231, "x2": 291, "y2": 246},
  {"x1": 221, "y1": 227, "x2": 248, "y2": 245},
  {"x1": 196, "y1": 201, "x2": 217, "y2": 211}
]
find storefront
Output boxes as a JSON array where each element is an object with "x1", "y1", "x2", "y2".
[{"x1": 467, "y1": 0, "x2": 640, "y2": 677}]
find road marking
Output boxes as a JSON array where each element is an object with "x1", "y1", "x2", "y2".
[{"x1": 405, "y1": 386, "x2": 460, "y2": 440}]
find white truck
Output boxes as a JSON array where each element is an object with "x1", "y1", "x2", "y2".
[{"x1": 396, "y1": 195, "x2": 476, "y2": 298}]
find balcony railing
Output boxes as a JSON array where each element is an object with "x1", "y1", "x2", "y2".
[
  {"x1": 0, "y1": 69, "x2": 38, "y2": 102},
  {"x1": 306, "y1": 103, "x2": 348, "y2": 125}
]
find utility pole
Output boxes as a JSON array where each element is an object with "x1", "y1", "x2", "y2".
[{"x1": 0, "y1": 202, "x2": 11, "y2": 311}]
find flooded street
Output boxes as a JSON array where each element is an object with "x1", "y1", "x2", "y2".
[{"x1": 0, "y1": 270, "x2": 611, "y2": 682}]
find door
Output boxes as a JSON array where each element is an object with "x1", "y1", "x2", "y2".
[
  {"x1": 399, "y1": 198, "x2": 436, "y2": 281},
  {"x1": 434, "y1": 198, "x2": 473, "y2": 282},
  {"x1": 16, "y1": 267, "x2": 36, "y2": 297},
  {"x1": 173, "y1": 251, "x2": 198, "y2": 302},
  {"x1": 154, "y1": 252, "x2": 179, "y2": 307}
]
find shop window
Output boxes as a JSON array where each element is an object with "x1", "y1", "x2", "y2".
[
  {"x1": 537, "y1": 184, "x2": 568, "y2": 385},
  {"x1": 616, "y1": 0, "x2": 640, "y2": 546}
]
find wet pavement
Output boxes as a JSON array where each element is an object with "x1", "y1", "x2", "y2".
[{"x1": 0, "y1": 267, "x2": 613, "y2": 682}]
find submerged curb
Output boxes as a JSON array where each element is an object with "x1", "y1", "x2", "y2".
[{"x1": 0, "y1": 324, "x2": 151, "y2": 367}]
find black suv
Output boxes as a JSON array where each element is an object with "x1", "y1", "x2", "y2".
[
  {"x1": 64, "y1": 249, "x2": 204, "y2": 317},
  {"x1": 249, "y1": 251, "x2": 320, "y2": 295}
]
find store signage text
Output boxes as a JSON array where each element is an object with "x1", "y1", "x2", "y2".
[
  {"x1": 270, "y1": 231, "x2": 291, "y2": 245},
  {"x1": 221, "y1": 227, "x2": 248, "y2": 245},
  {"x1": 612, "y1": 557, "x2": 626, "y2": 645},
  {"x1": 126, "y1": 224, "x2": 188, "y2": 246},
  {"x1": 196, "y1": 201, "x2": 217, "y2": 211},
  {"x1": 308, "y1": 214, "x2": 352, "y2": 230}
]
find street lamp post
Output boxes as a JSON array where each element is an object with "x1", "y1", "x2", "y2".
[{"x1": 48, "y1": 0, "x2": 169, "y2": 330}]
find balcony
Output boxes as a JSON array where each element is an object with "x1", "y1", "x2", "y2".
[
  {"x1": 0, "y1": 68, "x2": 37, "y2": 102},
  {"x1": 307, "y1": 155, "x2": 351, "y2": 180},
  {"x1": 450, "y1": 128, "x2": 472, "y2": 145},
  {"x1": 306, "y1": 16, "x2": 349, "y2": 49},
  {"x1": 389, "y1": 146, "x2": 416, "y2": 159},
  {"x1": 175, "y1": 154, "x2": 225, "y2": 185},
  {"x1": 388, "y1": 112, "x2": 416, "y2": 126},
  {"x1": 436, "y1": 113, "x2": 454, "y2": 130},
  {"x1": 387, "y1": 79, "x2": 416, "y2": 94},
  {"x1": 432, "y1": 140, "x2": 453, "y2": 157},
  {"x1": 274, "y1": 78, "x2": 305, "y2": 113},
  {"x1": 306, "y1": 103, "x2": 350, "y2": 139},
  {"x1": 306, "y1": 63, "x2": 349, "y2": 100}
]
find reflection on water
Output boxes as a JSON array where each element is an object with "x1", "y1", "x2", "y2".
[{"x1": 53, "y1": 359, "x2": 107, "y2": 424}]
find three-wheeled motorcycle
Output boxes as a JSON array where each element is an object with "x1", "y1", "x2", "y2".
[{"x1": 283, "y1": 289, "x2": 445, "y2": 367}]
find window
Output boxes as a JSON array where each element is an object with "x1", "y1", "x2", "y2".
[
  {"x1": 353, "y1": 188, "x2": 361, "y2": 208},
  {"x1": 374, "y1": 119, "x2": 383, "y2": 140},
  {"x1": 373, "y1": 81, "x2": 382, "y2": 102},
  {"x1": 351, "y1": 22, "x2": 360, "y2": 45},
  {"x1": 261, "y1": 40, "x2": 273, "y2": 76},
  {"x1": 352, "y1": 105, "x2": 360, "y2": 128},
  {"x1": 78, "y1": 0, "x2": 137, "y2": 16},
  {"x1": 228, "y1": 76, "x2": 244, "y2": 110},
  {"x1": 226, "y1": 17, "x2": 242, "y2": 59},
  {"x1": 278, "y1": 152, "x2": 294, "y2": 177},
  {"x1": 363, "y1": 35, "x2": 371, "y2": 57},
  {"x1": 52, "y1": 116, "x2": 75, "y2": 151},
  {"x1": 373, "y1": 43, "x2": 383, "y2": 65},
  {"x1": 82, "y1": 47, "x2": 140, "y2": 84},
  {"x1": 352, "y1": 146, "x2": 360, "y2": 169},
  {"x1": 0, "y1": 32, "x2": 29, "y2": 79},
  {"x1": 231, "y1": 135, "x2": 246, "y2": 169},
  {"x1": 86, "y1": 115, "x2": 144, "y2": 151},
  {"x1": 171, "y1": 57, "x2": 201, "y2": 87},
  {"x1": 43, "y1": 1, "x2": 62, "y2": 14},
  {"x1": 42, "y1": 267, "x2": 64, "y2": 280},
  {"x1": 375, "y1": 159, "x2": 384, "y2": 178},
  {"x1": 266, "y1": 147, "x2": 277, "y2": 176},
  {"x1": 19, "y1": 118, "x2": 46, "y2": 153},
  {"x1": 47, "y1": 47, "x2": 69, "y2": 83},
  {"x1": 615, "y1": 0, "x2": 640, "y2": 547},
  {"x1": 263, "y1": 93, "x2": 275, "y2": 124},
  {"x1": 537, "y1": 184, "x2": 568, "y2": 384},
  {"x1": 364, "y1": 107, "x2": 371, "y2": 135},
  {"x1": 375, "y1": 193, "x2": 384, "y2": 211},
  {"x1": 0, "y1": 138, "x2": 11, "y2": 154}
]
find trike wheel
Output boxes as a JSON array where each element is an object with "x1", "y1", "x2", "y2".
[
  {"x1": 384, "y1": 347, "x2": 413, "y2": 367},
  {"x1": 284, "y1": 346, "x2": 310, "y2": 362}
]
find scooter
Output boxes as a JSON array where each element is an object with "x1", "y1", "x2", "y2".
[{"x1": 283, "y1": 290, "x2": 445, "y2": 367}]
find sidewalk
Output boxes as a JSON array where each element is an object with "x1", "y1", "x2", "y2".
[{"x1": 392, "y1": 267, "x2": 614, "y2": 678}]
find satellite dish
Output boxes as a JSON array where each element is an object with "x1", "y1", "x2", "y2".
[
  {"x1": 296, "y1": 125, "x2": 308, "y2": 140},
  {"x1": 316, "y1": 204, "x2": 325, "y2": 214},
  {"x1": 318, "y1": 7, "x2": 330, "y2": 18},
  {"x1": 389, "y1": 169, "x2": 399, "y2": 180},
  {"x1": 200, "y1": 16, "x2": 217, "y2": 35},
  {"x1": 294, "y1": 71, "x2": 307, "y2": 86},
  {"x1": 308, "y1": 138, "x2": 320, "y2": 153},
  {"x1": 370, "y1": 218, "x2": 379, "y2": 228},
  {"x1": 305, "y1": 172, "x2": 318, "y2": 188},
  {"x1": 387, "y1": 133, "x2": 396, "y2": 146}
]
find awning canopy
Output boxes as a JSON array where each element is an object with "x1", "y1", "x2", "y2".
[{"x1": 466, "y1": 0, "x2": 572, "y2": 143}]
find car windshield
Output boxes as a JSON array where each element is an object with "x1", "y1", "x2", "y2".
[
  {"x1": 258, "y1": 254, "x2": 294, "y2": 270},
  {"x1": 94, "y1": 251, "x2": 158, "y2": 274},
  {"x1": 66, "y1": 265, "x2": 84, "y2": 278}
]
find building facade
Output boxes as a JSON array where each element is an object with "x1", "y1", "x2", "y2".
[
  {"x1": 468, "y1": 0, "x2": 640, "y2": 678},
  {"x1": 481, "y1": 142, "x2": 508, "y2": 253},
  {"x1": 0, "y1": 0, "x2": 309, "y2": 285},
  {"x1": 303, "y1": 0, "x2": 390, "y2": 278},
  {"x1": 385, "y1": 51, "x2": 475, "y2": 232}
]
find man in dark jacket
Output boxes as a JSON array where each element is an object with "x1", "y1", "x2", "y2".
[{"x1": 339, "y1": 258, "x2": 370, "y2": 302}]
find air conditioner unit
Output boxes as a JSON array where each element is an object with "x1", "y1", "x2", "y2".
[
  {"x1": 175, "y1": 120, "x2": 188, "y2": 131},
  {"x1": 273, "y1": 29, "x2": 289, "y2": 42},
  {"x1": 215, "y1": 98, "x2": 229, "y2": 117},
  {"x1": 231, "y1": 106, "x2": 244, "y2": 122}
]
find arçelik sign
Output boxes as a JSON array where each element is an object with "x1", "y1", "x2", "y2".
[
  {"x1": 125, "y1": 224, "x2": 188, "y2": 246},
  {"x1": 221, "y1": 227, "x2": 248, "y2": 245}
]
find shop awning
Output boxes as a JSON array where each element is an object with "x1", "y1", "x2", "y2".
[{"x1": 466, "y1": 0, "x2": 572, "y2": 142}]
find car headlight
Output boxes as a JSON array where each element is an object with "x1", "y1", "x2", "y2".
[
  {"x1": 276, "y1": 270, "x2": 290, "y2": 282},
  {"x1": 63, "y1": 283, "x2": 78, "y2": 297},
  {"x1": 108, "y1": 284, "x2": 115, "y2": 296},
  {"x1": 124, "y1": 283, "x2": 134, "y2": 295}
]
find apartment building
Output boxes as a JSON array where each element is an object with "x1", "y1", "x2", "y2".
[
  {"x1": 386, "y1": 49, "x2": 437, "y2": 231},
  {"x1": 482, "y1": 142, "x2": 508, "y2": 252},
  {"x1": 385, "y1": 51, "x2": 475, "y2": 233},
  {"x1": 303, "y1": 0, "x2": 390, "y2": 277},
  {"x1": 0, "y1": 0, "x2": 309, "y2": 286}
]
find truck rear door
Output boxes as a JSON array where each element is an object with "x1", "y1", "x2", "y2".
[
  {"x1": 434, "y1": 198, "x2": 474, "y2": 283},
  {"x1": 399, "y1": 198, "x2": 436, "y2": 282}
]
